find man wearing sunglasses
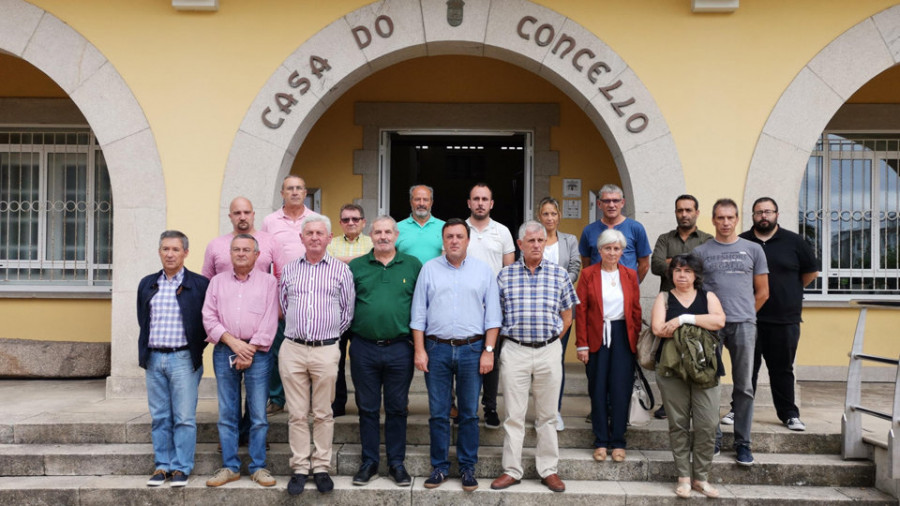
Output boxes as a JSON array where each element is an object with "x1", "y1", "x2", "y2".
[{"x1": 327, "y1": 203, "x2": 374, "y2": 416}]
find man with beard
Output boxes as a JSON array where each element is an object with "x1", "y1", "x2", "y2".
[
  {"x1": 739, "y1": 197, "x2": 818, "y2": 432},
  {"x1": 651, "y1": 195, "x2": 713, "y2": 293},
  {"x1": 465, "y1": 183, "x2": 515, "y2": 430},
  {"x1": 396, "y1": 185, "x2": 445, "y2": 264}
]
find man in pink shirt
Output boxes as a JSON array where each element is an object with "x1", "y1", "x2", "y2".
[
  {"x1": 202, "y1": 197, "x2": 285, "y2": 282},
  {"x1": 261, "y1": 175, "x2": 320, "y2": 415},
  {"x1": 202, "y1": 234, "x2": 279, "y2": 489},
  {"x1": 262, "y1": 175, "x2": 320, "y2": 263}
]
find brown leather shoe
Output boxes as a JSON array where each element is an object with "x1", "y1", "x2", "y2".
[
  {"x1": 611, "y1": 448, "x2": 626, "y2": 462},
  {"x1": 592, "y1": 447, "x2": 607, "y2": 461},
  {"x1": 490, "y1": 473, "x2": 521, "y2": 490},
  {"x1": 540, "y1": 473, "x2": 566, "y2": 492}
]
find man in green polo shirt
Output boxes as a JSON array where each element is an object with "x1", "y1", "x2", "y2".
[
  {"x1": 347, "y1": 215, "x2": 423, "y2": 487},
  {"x1": 396, "y1": 185, "x2": 444, "y2": 263}
]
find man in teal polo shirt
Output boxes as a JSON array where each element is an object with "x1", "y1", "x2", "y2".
[
  {"x1": 396, "y1": 185, "x2": 444, "y2": 263},
  {"x1": 348, "y1": 216, "x2": 422, "y2": 487}
]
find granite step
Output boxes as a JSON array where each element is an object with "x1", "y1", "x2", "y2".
[
  {"x1": 0, "y1": 475, "x2": 894, "y2": 506},
  {"x1": 6, "y1": 410, "x2": 842, "y2": 454},
  {"x1": 0, "y1": 443, "x2": 875, "y2": 487}
]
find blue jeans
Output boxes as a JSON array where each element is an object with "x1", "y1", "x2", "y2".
[
  {"x1": 350, "y1": 335, "x2": 414, "y2": 467},
  {"x1": 424, "y1": 338, "x2": 483, "y2": 473},
  {"x1": 145, "y1": 349, "x2": 202, "y2": 475},
  {"x1": 585, "y1": 321, "x2": 634, "y2": 449},
  {"x1": 213, "y1": 343, "x2": 273, "y2": 474}
]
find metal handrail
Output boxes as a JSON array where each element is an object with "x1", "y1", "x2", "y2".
[{"x1": 842, "y1": 300, "x2": 900, "y2": 482}]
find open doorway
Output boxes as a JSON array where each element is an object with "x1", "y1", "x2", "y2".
[{"x1": 386, "y1": 132, "x2": 529, "y2": 238}]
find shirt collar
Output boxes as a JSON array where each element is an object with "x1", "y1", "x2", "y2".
[{"x1": 159, "y1": 268, "x2": 185, "y2": 285}]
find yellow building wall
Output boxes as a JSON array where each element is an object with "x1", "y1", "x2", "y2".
[
  {"x1": 291, "y1": 54, "x2": 617, "y2": 238},
  {"x1": 0, "y1": 299, "x2": 111, "y2": 342},
  {"x1": 5, "y1": 0, "x2": 897, "y2": 368}
]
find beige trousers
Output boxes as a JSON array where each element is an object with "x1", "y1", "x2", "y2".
[
  {"x1": 499, "y1": 338, "x2": 562, "y2": 480},
  {"x1": 279, "y1": 338, "x2": 340, "y2": 474}
]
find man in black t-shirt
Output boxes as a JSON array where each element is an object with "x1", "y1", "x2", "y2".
[{"x1": 739, "y1": 197, "x2": 819, "y2": 432}]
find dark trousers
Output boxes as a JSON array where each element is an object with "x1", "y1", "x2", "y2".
[
  {"x1": 557, "y1": 324, "x2": 572, "y2": 411},
  {"x1": 332, "y1": 330, "x2": 351, "y2": 415},
  {"x1": 481, "y1": 336, "x2": 504, "y2": 412},
  {"x1": 753, "y1": 322, "x2": 801, "y2": 422},
  {"x1": 267, "y1": 319, "x2": 286, "y2": 407},
  {"x1": 585, "y1": 320, "x2": 634, "y2": 449},
  {"x1": 350, "y1": 335, "x2": 414, "y2": 467}
]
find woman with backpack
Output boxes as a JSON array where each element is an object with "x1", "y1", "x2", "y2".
[{"x1": 651, "y1": 254, "x2": 726, "y2": 499}]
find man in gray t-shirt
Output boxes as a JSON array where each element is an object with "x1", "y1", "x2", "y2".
[{"x1": 693, "y1": 198, "x2": 768, "y2": 467}]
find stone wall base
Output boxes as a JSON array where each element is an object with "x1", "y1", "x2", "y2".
[{"x1": 0, "y1": 339, "x2": 110, "y2": 378}]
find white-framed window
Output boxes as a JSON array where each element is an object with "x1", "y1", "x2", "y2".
[
  {"x1": 801, "y1": 132, "x2": 900, "y2": 298},
  {"x1": 0, "y1": 128, "x2": 112, "y2": 294}
]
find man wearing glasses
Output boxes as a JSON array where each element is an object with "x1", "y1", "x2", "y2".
[
  {"x1": 578, "y1": 183, "x2": 652, "y2": 282},
  {"x1": 261, "y1": 175, "x2": 321, "y2": 416},
  {"x1": 739, "y1": 197, "x2": 818, "y2": 433},
  {"x1": 327, "y1": 203, "x2": 374, "y2": 417}
]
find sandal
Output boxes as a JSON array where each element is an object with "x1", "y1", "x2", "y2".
[
  {"x1": 675, "y1": 480, "x2": 692, "y2": 499},
  {"x1": 611, "y1": 448, "x2": 626, "y2": 462},
  {"x1": 592, "y1": 447, "x2": 607, "y2": 461},
  {"x1": 692, "y1": 480, "x2": 720, "y2": 499}
]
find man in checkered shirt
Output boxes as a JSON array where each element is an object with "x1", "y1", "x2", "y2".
[
  {"x1": 136, "y1": 230, "x2": 210, "y2": 488},
  {"x1": 490, "y1": 220, "x2": 578, "y2": 493}
]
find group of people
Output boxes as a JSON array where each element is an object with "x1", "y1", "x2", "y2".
[{"x1": 136, "y1": 176, "x2": 818, "y2": 499}]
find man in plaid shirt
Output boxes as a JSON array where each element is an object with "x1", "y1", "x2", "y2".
[{"x1": 490, "y1": 220, "x2": 578, "y2": 493}]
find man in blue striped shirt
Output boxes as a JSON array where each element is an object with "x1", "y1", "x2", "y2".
[{"x1": 491, "y1": 221, "x2": 578, "y2": 493}]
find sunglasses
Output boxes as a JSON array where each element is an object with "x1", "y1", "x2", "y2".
[{"x1": 340, "y1": 217, "x2": 362, "y2": 223}]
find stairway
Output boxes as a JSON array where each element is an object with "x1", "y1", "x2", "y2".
[{"x1": 0, "y1": 376, "x2": 896, "y2": 505}]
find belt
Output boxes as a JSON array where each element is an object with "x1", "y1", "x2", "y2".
[
  {"x1": 286, "y1": 337, "x2": 339, "y2": 347},
  {"x1": 149, "y1": 345, "x2": 190, "y2": 353},
  {"x1": 425, "y1": 334, "x2": 483, "y2": 346},
  {"x1": 367, "y1": 336, "x2": 411, "y2": 347},
  {"x1": 503, "y1": 335, "x2": 559, "y2": 348}
]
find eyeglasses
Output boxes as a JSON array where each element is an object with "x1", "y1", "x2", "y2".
[
  {"x1": 752, "y1": 210, "x2": 777, "y2": 217},
  {"x1": 599, "y1": 199, "x2": 622, "y2": 204},
  {"x1": 340, "y1": 217, "x2": 362, "y2": 223}
]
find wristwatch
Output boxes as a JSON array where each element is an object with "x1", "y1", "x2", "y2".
[{"x1": 484, "y1": 345, "x2": 494, "y2": 353}]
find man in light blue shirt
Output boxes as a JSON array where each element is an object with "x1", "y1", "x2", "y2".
[
  {"x1": 411, "y1": 218, "x2": 501, "y2": 493},
  {"x1": 396, "y1": 185, "x2": 445, "y2": 263}
]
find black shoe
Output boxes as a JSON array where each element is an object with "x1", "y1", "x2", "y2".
[
  {"x1": 484, "y1": 409, "x2": 500, "y2": 429},
  {"x1": 654, "y1": 405, "x2": 667, "y2": 419},
  {"x1": 389, "y1": 464, "x2": 411, "y2": 487},
  {"x1": 423, "y1": 468, "x2": 448, "y2": 489},
  {"x1": 287, "y1": 473, "x2": 307, "y2": 496},
  {"x1": 313, "y1": 472, "x2": 334, "y2": 493},
  {"x1": 460, "y1": 467, "x2": 478, "y2": 492},
  {"x1": 352, "y1": 462, "x2": 379, "y2": 486}
]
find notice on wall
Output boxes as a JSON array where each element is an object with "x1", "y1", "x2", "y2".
[
  {"x1": 563, "y1": 179, "x2": 581, "y2": 197},
  {"x1": 563, "y1": 199, "x2": 581, "y2": 219}
]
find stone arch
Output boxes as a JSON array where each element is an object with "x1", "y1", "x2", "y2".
[
  {"x1": 0, "y1": 0, "x2": 166, "y2": 395},
  {"x1": 222, "y1": 0, "x2": 684, "y2": 243},
  {"x1": 744, "y1": 5, "x2": 900, "y2": 228}
]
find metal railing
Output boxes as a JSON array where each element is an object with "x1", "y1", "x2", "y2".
[{"x1": 842, "y1": 300, "x2": 900, "y2": 482}]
